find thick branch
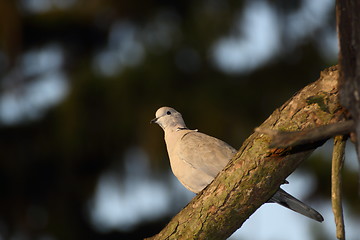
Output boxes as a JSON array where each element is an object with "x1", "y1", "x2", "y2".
[
  {"x1": 146, "y1": 66, "x2": 344, "y2": 240},
  {"x1": 256, "y1": 120, "x2": 353, "y2": 148},
  {"x1": 337, "y1": 0, "x2": 360, "y2": 167}
]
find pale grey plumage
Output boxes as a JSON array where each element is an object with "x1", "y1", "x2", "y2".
[
  {"x1": 151, "y1": 106, "x2": 323, "y2": 222},
  {"x1": 173, "y1": 130, "x2": 236, "y2": 192}
]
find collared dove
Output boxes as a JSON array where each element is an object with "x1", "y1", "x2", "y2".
[{"x1": 151, "y1": 106, "x2": 324, "y2": 222}]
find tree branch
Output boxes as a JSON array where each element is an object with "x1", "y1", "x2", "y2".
[
  {"x1": 255, "y1": 120, "x2": 353, "y2": 148},
  {"x1": 336, "y1": 0, "x2": 360, "y2": 180},
  {"x1": 146, "y1": 66, "x2": 344, "y2": 240},
  {"x1": 332, "y1": 135, "x2": 346, "y2": 240}
]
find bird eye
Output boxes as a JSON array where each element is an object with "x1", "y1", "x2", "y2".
[{"x1": 166, "y1": 111, "x2": 171, "y2": 115}]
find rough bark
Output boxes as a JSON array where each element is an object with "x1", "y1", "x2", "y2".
[
  {"x1": 256, "y1": 120, "x2": 353, "y2": 148},
  {"x1": 337, "y1": 0, "x2": 360, "y2": 164},
  {"x1": 146, "y1": 66, "x2": 344, "y2": 240}
]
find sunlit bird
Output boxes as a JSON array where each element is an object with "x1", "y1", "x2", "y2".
[{"x1": 151, "y1": 106, "x2": 324, "y2": 222}]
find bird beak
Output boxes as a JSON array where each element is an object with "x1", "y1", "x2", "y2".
[{"x1": 150, "y1": 117, "x2": 158, "y2": 124}]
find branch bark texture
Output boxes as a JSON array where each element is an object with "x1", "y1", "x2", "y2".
[
  {"x1": 337, "y1": 0, "x2": 360, "y2": 164},
  {"x1": 256, "y1": 120, "x2": 353, "y2": 148},
  {"x1": 146, "y1": 66, "x2": 344, "y2": 240}
]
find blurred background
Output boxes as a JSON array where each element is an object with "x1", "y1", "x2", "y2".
[{"x1": 0, "y1": 0, "x2": 359, "y2": 239}]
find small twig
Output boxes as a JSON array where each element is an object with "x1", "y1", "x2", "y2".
[
  {"x1": 255, "y1": 120, "x2": 354, "y2": 148},
  {"x1": 332, "y1": 135, "x2": 346, "y2": 240}
]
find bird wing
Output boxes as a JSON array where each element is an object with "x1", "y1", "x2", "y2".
[{"x1": 176, "y1": 131, "x2": 237, "y2": 179}]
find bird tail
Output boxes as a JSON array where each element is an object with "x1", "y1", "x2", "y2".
[{"x1": 269, "y1": 188, "x2": 324, "y2": 222}]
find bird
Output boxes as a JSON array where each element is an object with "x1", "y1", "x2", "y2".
[{"x1": 151, "y1": 106, "x2": 324, "y2": 222}]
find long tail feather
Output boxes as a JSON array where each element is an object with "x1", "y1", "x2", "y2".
[{"x1": 269, "y1": 188, "x2": 324, "y2": 222}]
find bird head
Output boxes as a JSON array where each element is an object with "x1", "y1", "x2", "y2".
[{"x1": 151, "y1": 107, "x2": 187, "y2": 131}]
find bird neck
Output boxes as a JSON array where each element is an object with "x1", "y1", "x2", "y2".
[
  {"x1": 164, "y1": 128, "x2": 192, "y2": 155},
  {"x1": 176, "y1": 127, "x2": 189, "y2": 131}
]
